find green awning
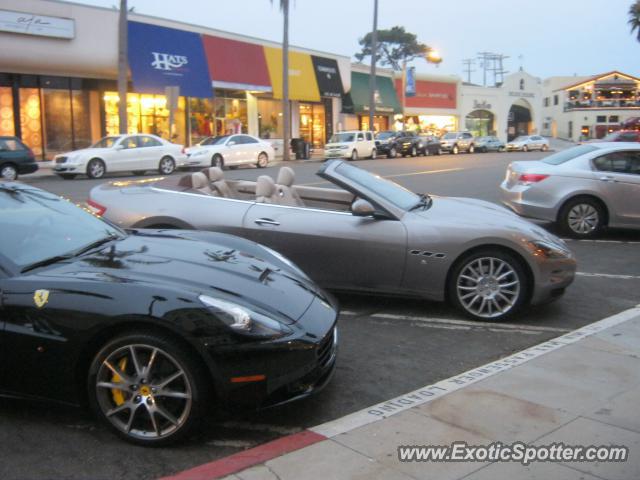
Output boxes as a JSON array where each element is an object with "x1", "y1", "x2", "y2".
[{"x1": 342, "y1": 71, "x2": 402, "y2": 115}]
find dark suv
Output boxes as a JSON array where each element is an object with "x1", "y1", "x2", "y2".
[
  {"x1": 375, "y1": 131, "x2": 421, "y2": 158},
  {"x1": 0, "y1": 136, "x2": 38, "y2": 180}
]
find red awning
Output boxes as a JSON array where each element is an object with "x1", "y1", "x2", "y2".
[{"x1": 202, "y1": 35, "x2": 271, "y2": 92}]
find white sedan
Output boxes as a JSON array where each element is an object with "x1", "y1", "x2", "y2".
[
  {"x1": 185, "y1": 134, "x2": 274, "y2": 169},
  {"x1": 53, "y1": 134, "x2": 188, "y2": 180},
  {"x1": 505, "y1": 135, "x2": 550, "y2": 152}
]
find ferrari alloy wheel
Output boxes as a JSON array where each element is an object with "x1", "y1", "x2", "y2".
[
  {"x1": 87, "y1": 159, "x2": 105, "y2": 179},
  {"x1": 257, "y1": 152, "x2": 269, "y2": 168},
  {"x1": 159, "y1": 156, "x2": 175, "y2": 175},
  {"x1": 89, "y1": 333, "x2": 207, "y2": 446},
  {"x1": 450, "y1": 251, "x2": 527, "y2": 321}
]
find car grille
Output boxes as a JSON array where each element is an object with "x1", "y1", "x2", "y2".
[
  {"x1": 55, "y1": 156, "x2": 67, "y2": 164},
  {"x1": 317, "y1": 327, "x2": 337, "y2": 368}
]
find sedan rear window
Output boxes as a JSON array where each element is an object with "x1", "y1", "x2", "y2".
[{"x1": 541, "y1": 145, "x2": 599, "y2": 165}]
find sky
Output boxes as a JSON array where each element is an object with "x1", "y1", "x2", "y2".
[{"x1": 71, "y1": 0, "x2": 639, "y2": 83}]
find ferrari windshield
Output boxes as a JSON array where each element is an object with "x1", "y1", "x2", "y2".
[
  {"x1": 0, "y1": 185, "x2": 123, "y2": 271},
  {"x1": 335, "y1": 163, "x2": 420, "y2": 210}
]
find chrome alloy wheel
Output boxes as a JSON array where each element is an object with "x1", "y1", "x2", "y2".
[
  {"x1": 95, "y1": 344, "x2": 193, "y2": 441},
  {"x1": 456, "y1": 257, "x2": 521, "y2": 319},
  {"x1": 567, "y1": 204, "x2": 599, "y2": 235}
]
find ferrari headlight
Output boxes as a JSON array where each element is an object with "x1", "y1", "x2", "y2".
[
  {"x1": 527, "y1": 241, "x2": 571, "y2": 259},
  {"x1": 198, "y1": 295, "x2": 292, "y2": 338}
]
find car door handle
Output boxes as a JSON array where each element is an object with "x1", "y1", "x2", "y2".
[
  {"x1": 599, "y1": 175, "x2": 617, "y2": 182},
  {"x1": 254, "y1": 218, "x2": 280, "y2": 226}
]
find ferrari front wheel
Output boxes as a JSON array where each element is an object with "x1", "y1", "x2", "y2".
[{"x1": 88, "y1": 332, "x2": 209, "y2": 446}]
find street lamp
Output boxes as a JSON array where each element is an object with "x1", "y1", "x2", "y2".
[{"x1": 401, "y1": 47, "x2": 443, "y2": 130}]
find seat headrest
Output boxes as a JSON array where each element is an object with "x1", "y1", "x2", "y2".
[
  {"x1": 208, "y1": 167, "x2": 224, "y2": 182},
  {"x1": 191, "y1": 172, "x2": 210, "y2": 190},
  {"x1": 276, "y1": 166, "x2": 295, "y2": 187},
  {"x1": 256, "y1": 175, "x2": 276, "y2": 197}
]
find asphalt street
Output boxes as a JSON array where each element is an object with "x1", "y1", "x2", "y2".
[{"x1": 3, "y1": 151, "x2": 640, "y2": 480}]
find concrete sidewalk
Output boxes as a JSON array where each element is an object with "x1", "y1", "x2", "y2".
[{"x1": 167, "y1": 306, "x2": 640, "y2": 480}]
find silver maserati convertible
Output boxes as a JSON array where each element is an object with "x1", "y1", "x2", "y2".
[{"x1": 89, "y1": 160, "x2": 576, "y2": 321}]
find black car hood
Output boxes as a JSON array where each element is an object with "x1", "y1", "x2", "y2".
[{"x1": 37, "y1": 231, "x2": 324, "y2": 323}]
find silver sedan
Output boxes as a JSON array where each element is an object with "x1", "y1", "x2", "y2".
[
  {"x1": 501, "y1": 142, "x2": 640, "y2": 238},
  {"x1": 89, "y1": 161, "x2": 576, "y2": 321}
]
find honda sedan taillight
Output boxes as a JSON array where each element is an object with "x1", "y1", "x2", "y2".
[{"x1": 517, "y1": 173, "x2": 549, "y2": 186}]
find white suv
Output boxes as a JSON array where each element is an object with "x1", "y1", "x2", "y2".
[{"x1": 324, "y1": 131, "x2": 377, "y2": 160}]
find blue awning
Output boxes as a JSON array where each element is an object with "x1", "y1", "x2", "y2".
[{"x1": 128, "y1": 21, "x2": 212, "y2": 98}]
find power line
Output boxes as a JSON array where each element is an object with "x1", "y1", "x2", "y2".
[{"x1": 462, "y1": 58, "x2": 476, "y2": 84}]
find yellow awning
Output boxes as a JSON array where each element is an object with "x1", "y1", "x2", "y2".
[{"x1": 264, "y1": 47, "x2": 320, "y2": 102}]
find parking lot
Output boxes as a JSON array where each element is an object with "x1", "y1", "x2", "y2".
[{"x1": 3, "y1": 150, "x2": 640, "y2": 480}]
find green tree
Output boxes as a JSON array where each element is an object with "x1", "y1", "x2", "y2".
[
  {"x1": 271, "y1": 0, "x2": 291, "y2": 161},
  {"x1": 355, "y1": 26, "x2": 430, "y2": 71},
  {"x1": 630, "y1": 0, "x2": 640, "y2": 41}
]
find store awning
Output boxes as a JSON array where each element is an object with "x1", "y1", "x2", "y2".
[
  {"x1": 311, "y1": 56, "x2": 344, "y2": 98},
  {"x1": 127, "y1": 21, "x2": 212, "y2": 98},
  {"x1": 202, "y1": 35, "x2": 271, "y2": 92},
  {"x1": 264, "y1": 47, "x2": 320, "y2": 102},
  {"x1": 343, "y1": 71, "x2": 401, "y2": 115}
]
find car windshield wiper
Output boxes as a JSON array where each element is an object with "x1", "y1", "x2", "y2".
[
  {"x1": 0, "y1": 184, "x2": 59, "y2": 201},
  {"x1": 20, "y1": 233, "x2": 122, "y2": 274},
  {"x1": 410, "y1": 193, "x2": 433, "y2": 211}
]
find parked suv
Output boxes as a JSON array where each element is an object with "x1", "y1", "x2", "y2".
[
  {"x1": 0, "y1": 136, "x2": 38, "y2": 180},
  {"x1": 439, "y1": 132, "x2": 475, "y2": 154},
  {"x1": 325, "y1": 131, "x2": 376, "y2": 160},
  {"x1": 375, "y1": 131, "x2": 421, "y2": 158}
]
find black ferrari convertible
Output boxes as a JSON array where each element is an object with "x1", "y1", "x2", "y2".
[{"x1": 0, "y1": 182, "x2": 338, "y2": 445}]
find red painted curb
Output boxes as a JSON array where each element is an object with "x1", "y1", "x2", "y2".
[{"x1": 159, "y1": 430, "x2": 327, "y2": 480}]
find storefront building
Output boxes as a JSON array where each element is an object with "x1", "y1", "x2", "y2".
[
  {"x1": 460, "y1": 70, "x2": 542, "y2": 142},
  {"x1": 340, "y1": 65, "x2": 402, "y2": 133},
  {"x1": 540, "y1": 71, "x2": 640, "y2": 140},
  {"x1": 0, "y1": 0, "x2": 350, "y2": 160},
  {"x1": 394, "y1": 73, "x2": 459, "y2": 135}
]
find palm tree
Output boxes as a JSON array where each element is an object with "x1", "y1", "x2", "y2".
[
  {"x1": 271, "y1": 0, "x2": 291, "y2": 161},
  {"x1": 630, "y1": 0, "x2": 640, "y2": 41}
]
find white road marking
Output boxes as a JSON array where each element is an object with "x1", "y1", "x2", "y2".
[
  {"x1": 577, "y1": 272, "x2": 640, "y2": 280},
  {"x1": 370, "y1": 313, "x2": 569, "y2": 333},
  {"x1": 311, "y1": 304, "x2": 640, "y2": 438}
]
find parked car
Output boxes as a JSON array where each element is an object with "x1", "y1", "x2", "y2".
[
  {"x1": 375, "y1": 131, "x2": 421, "y2": 158},
  {"x1": 0, "y1": 136, "x2": 38, "y2": 180},
  {"x1": 505, "y1": 135, "x2": 549, "y2": 152},
  {"x1": 0, "y1": 181, "x2": 338, "y2": 445},
  {"x1": 184, "y1": 134, "x2": 274, "y2": 169},
  {"x1": 500, "y1": 143, "x2": 640, "y2": 238},
  {"x1": 588, "y1": 130, "x2": 640, "y2": 143},
  {"x1": 90, "y1": 162, "x2": 576, "y2": 321},
  {"x1": 439, "y1": 132, "x2": 475, "y2": 154},
  {"x1": 324, "y1": 131, "x2": 376, "y2": 160},
  {"x1": 475, "y1": 136, "x2": 505, "y2": 153},
  {"x1": 417, "y1": 135, "x2": 442, "y2": 156},
  {"x1": 53, "y1": 134, "x2": 188, "y2": 180}
]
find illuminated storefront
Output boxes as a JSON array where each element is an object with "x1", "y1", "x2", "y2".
[
  {"x1": 400, "y1": 114, "x2": 458, "y2": 135},
  {"x1": 395, "y1": 75, "x2": 458, "y2": 134}
]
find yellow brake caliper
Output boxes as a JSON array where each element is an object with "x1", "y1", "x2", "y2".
[{"x1": 111, "y1": 358, "x2": 128, "y2": 406}]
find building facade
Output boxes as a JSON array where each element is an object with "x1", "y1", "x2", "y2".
[
  {"x1": 540, "y1": 71, "x2": 640, "y2": 141},
  {"x1": 0, "y1": 0, "x2": 350, "y2": 160}
]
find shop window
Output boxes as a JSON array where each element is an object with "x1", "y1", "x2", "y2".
[
  {"x1": 19, "y1": 88, "x2": 43, "y2": 158},
  {"x1": 299, "y1": 102, "x2": 326, "y2": 149},
  {"x1": 41, "y1": 88, "x2": 73, "y2": 158},
  {"x1": 359, "y1": 115, "x2": 389, "y2": 133},
  {"x1": 609, "y1": 115, "x2": 619, "y2": 123},
  {"x1": 189, "y1": 98, "x2": 214, "y2": 145},
  {"x1": 0, "y1": 87, "x2": 14, "y2": 136},
  {"x1": 258, "y1": 98, "x2": 284, "y2": 139}
]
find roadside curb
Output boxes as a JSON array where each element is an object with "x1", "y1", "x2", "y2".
[{"x1": 158, "y1": 304, "x2": 640, "y2": 480}]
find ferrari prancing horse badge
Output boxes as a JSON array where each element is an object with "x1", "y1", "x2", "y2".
[{"x1": 33, "y1": 289, "x2": 50, "y2": 309}]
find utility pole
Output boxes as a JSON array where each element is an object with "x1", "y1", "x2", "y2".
[
  {"x1": 476, "y1": 51, "x2": 493, "y2": 87},
  {"x1": 462, "y1": 58, "x2": 475, "y2": 84},
  {"x1": 367, "y1": 0, "x2": 378, "y2": 133},
  {"x1": 117, "y1": 0, "x2": 128, "y2": 134},
  {"x1": 282, "y1": 0, "x2": 290, "y2": 161}
]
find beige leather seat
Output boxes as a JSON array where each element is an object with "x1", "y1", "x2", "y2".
[
  {"x1": 205, "y1": 167, "x2": 236, "y2": 198},
  {"x1": 191, "y1": 172, "x2": 216, "y2": 195},
  {"x1": 275, "y1": 166, "x2": 304, "y2": 207},
  {"x1": 255, "y1": 175, "x2": 280, "y2": 204}
]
